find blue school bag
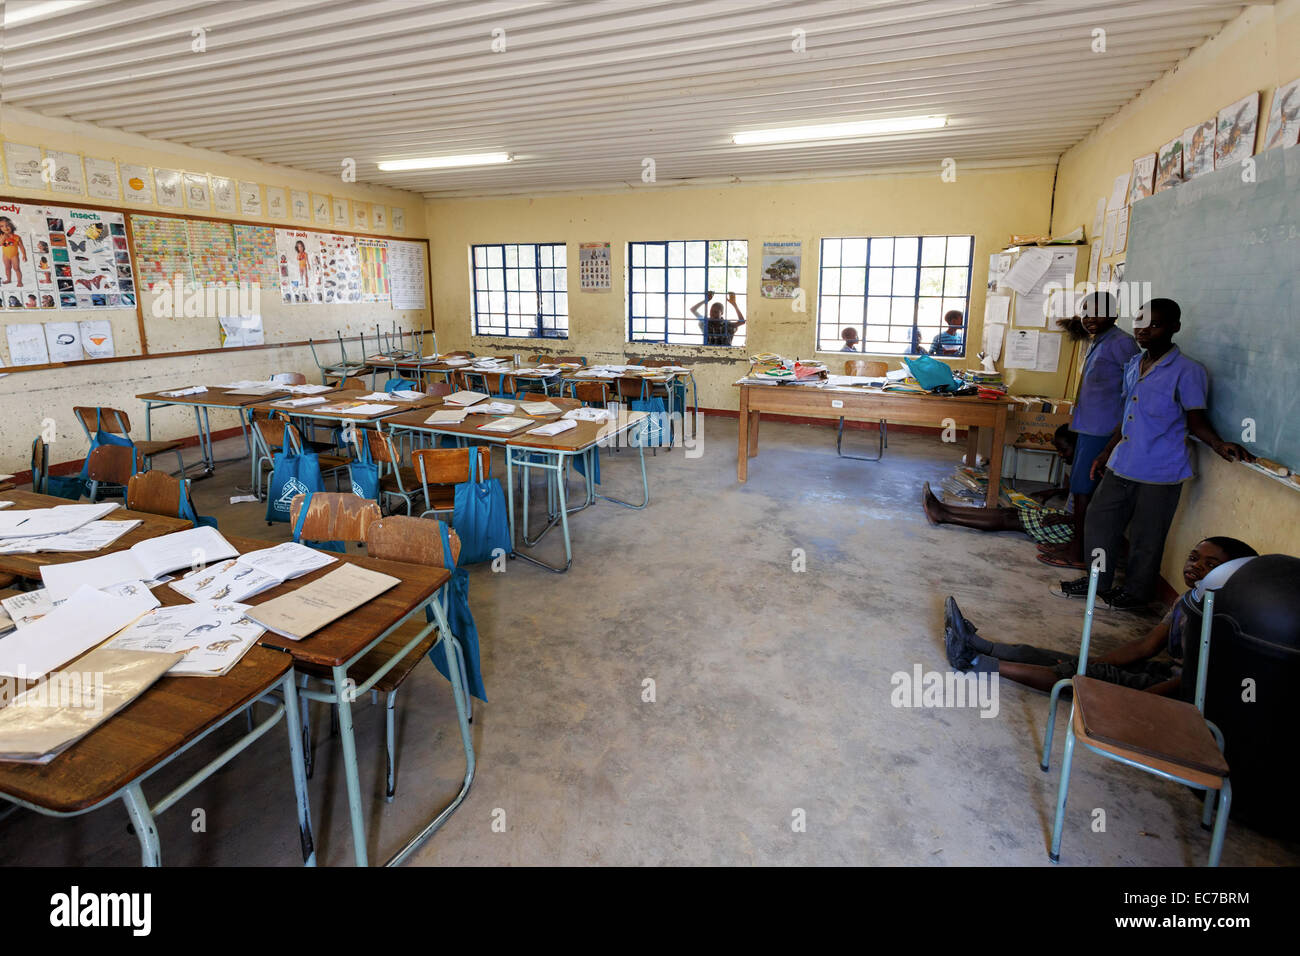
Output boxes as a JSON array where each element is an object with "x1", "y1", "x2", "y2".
[
  {"x1": 266, "y1": 447, "x2": 325, "y2": 524},
  {"x1": 426, "y1": 520, "x2": 487, "y2": 702},
  {"x1": 628, "y1": 380, "x2": 671, "y2": 448},
  {"x1": 349, "y1": 433, "x2": 381, "y2": 503},
  {"x1": 903, "y1": 354, "x2": 959, "y2": 392},
  {"x1": 452, "y1": 450, "x2": 511, "y2": 565},
  {"x1": 74, "y1": 408, "x2": 136, "y2": 494},
  {"x1": 177, "y1": 478, "x2": 219, "y2": 528}
]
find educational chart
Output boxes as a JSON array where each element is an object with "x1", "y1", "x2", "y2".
[
  {"x1": 387, "y1": 239, "x2": 426, "y2": 309},
  {"x1": 185, "y1": 219, "x2": 238, "y2": 285},
  {"x1": 579, "y1": 242, "x2": 611, "y2": 291},
  {"x1": 274, "y1": 228, "x2": 362, "y2": 305},
  {"x1": 0, "y1": 200, "x2": 135, "y2": 311},
  {"x1": 760, "y1": 241, "x2": 801, "y2": 298},
  {"x1": 130, "y1": 215, "x2": 191, "y2": 290},
  {"x1": 357, "y1": 238, "x2": 390, "y2": 302},
  {"x1": 234, "y1": 224, "x2": 278, "y2": 288}
]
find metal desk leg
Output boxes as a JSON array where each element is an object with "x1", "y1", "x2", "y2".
[
  {"x1": 597, "y1": 430, "x2": 650, "y2": 510},
  {"x1": 331, "y1": 663, "x2": 369, "y2": 867},
  {"x1": 120, "y1": 783, "x2": 162, "y2": 867},
  {"x1": 280, "y1": 673, "x2": 317, "y2": 866}
]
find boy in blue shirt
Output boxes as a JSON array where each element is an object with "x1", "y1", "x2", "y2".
[
  {"x1": 1039, "y1": 292, "x2": 1139, "y2": 569},
  {"x1": 929, "y1": 310, "x2": 965, "y2": 355},
  {"x1": 1052, "y1": 299, "x2": 1253, "y2": 610}
]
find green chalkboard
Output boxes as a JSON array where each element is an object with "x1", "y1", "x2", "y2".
[{"x1": 1125, "y1": 145, "x2": 1300, "y2": 469}]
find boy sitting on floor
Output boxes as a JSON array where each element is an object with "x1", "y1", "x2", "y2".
[
  {"x1": 943, "y1": 536, "x2": 1257, "y2": 695},
  {"x1": 921, "y1": 425, "x2": 1076, "y2": 548}
]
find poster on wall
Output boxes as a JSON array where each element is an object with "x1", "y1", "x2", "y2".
[
  {"x1": 311, "y1": 194, "x2": 331, "y2": 226},
  {"x1": 371, "y1": 205, "x2": 387, "y2": 231},
  {"x1": 4, "y1": 143, "x2": 44, "y2": 190},
  {"x1": 5, "y1": 323, "x2": 50, "y2": 365},
  {"x1": 391, "y1": 207, "x2": 405, "y2": 233},
  {"x1": 578, "y1": 242, "x2": 611, "y2": 292},
  {"x1": 1, "y1": 201, "x2": 135, "y2": 310},
  {"x1": 315, "y1": 231, "x2": 362, "y2": 304},
  {"x1": 290, "y1": 190, "x2": 310, "y2": 221},
  {"x1": 131, "y1": 215, "x2": 192, "y2": 290},
  {"x1": 84, "y1": 157, "x2": 121, "y2": 201},
  {"x1": 219, "y1": 313, "x2": 264, "y2": 347},
  {"x1": 121, "y1": 163, "x2": 154, "y2": 203},
  {"x1": 183, "y1": 172, "x2": 211, "y2": 211},
  {"x1": 44, "y1": 321, "x2": 82, "y2": 362},
  {"x1": 352, "y1": 202, "x2": 369, "y2": 230},
  {"x1": 265, "y1": 187, "x2": 287, "y2": 219},
  {"x1": 1262, "y1": 76, "x2": 1300, "y2": 150},
  {"x1": 357, "y1": 238, "x2": 390, "y2": 302},
  {"x1": 276, "y1": 228, "x2": 313, "y2": 303},
  {"x1": 388, "y1": 240, "x2": 426, "y2": 310},
  {"x1": 186, "y1": 219, "x2": 238, "y2": 284},
  {"x1": 275, "y1": 229, "x2": 361, "y2": 304},
  {"x1": 234, "y1": 224, "x2": 278, "y2": 288},
  {"x1": 79, "y1": 319, "x2": 115, "y2": 358},
  {"x1": 238, "y1": 181, "x2": 263, "y2": 217},
  {"x1": 45, "y1": 151, "x2": 85, "y2": 196},
  {"x1": 760, "y1": 241, "x2": 801, "y2": 298},
  {"x1": 153, "y1": 168, "x2": 184, "y2": 208},
  {"x1": 332, "y1": 198, "x2": 348, "y2": 228},
  {"x1": 211, "y1": 176, "x2": 237, "y2": 215},
  {"x1": 1215, "y1": 92, "x2": 1259, "y2": 169}
]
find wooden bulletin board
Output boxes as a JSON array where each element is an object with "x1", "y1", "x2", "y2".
[{"x1": 0, "y1": 194, "x2": 433, "y2": 375}]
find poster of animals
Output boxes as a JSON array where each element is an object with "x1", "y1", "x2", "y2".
[
  {"x1": 1215, "y1": 91, "x2": 1259, "y2": 169},
  {"x1": 0, "y1": 200, "x2": 135, "y2": 311},
  {"x1": 275, "y1": 228, "x2": 363, "y2": 304}
]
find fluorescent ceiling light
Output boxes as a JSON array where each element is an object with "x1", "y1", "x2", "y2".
[
  {"x1": 378, "y1": 153, "x2": 512, "y2": 171},
  {"x1": 4, "y1": 0, "x2": 91, "y2": 26},
  {"x1": 733, "y1": 116, "x2": 948, "y2": 145}
]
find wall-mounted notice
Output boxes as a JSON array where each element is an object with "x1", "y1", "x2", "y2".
[
  {"x1": 274, "y1": 229, "x2": 362, "y2": 305},
  {"x1": 183, "y1": 172, "x2": 211, "y2": 211},
  {"x1": 290, "y1": 190, "x2": 310, "y2": 221},
  {"x1": 211, "y1": 176, "x2": 237, "y2": 215},
  {"x1": 43, "y1": 321, "x2": 82, "y2": 362},
  {"x1": 311, "y1": 194, "x2": 331, "y2": 226},
  {"x1": 131, "y1": 215, "x2": 192, "y2": 290},
  {"x1": 265, "y1": 187, "x2": 287, "y2": 219},
  {"x1": 332, "y1": 198, "x2": 348, "y2": 228},
  {"x1": 121, "y1": 164, "x2": 154, "y2": 203},
  {"x1": 579, "y1": 242, "x2": 611, "y2": 292},
  {"x1": 45, "y1": 151, "x2": 85, "y2": 196},
  {"x1": 84, "y1": 157, "x2": 121, "y2": 202},
  {"x1": 760, "y1": 241, "x2": 801, "y2": 298},
  {"x1": 238, "y1": 181, "x2": 262, "y2": 217},
  {"x1": 234, "y1": 224, "x2": 278, "y2": 288},
  {"x1": 4, "y1": 143, "x2": 44, "y2": 190},
  {"x1": 153, "y1": 168, "x2": 183, "y2": 208},
  {"x1": 2, "y1": 201, "x2": 135, "y2": 310},
  {"x1": 388, "y1": 240, "x2": 426, "y2": 310},
  {"x1": 1003, "y1": 328, "x2": 1039, "y2": 369},
  {"x1": 219, "y1": 313, "x2": 264, "y2": 347},
  {"x1": 357, "y1": 238, "x2": 390, "y2": 302},
  {"x1": 186, "y1": 219, "x2": 238, "y2": 284},
  {"x1": 6, "y1": 323, "x2": 50, "y2": 365},
  {"x1": 79, "y1": 319, "x2": 115, "y2": 358},
  {"x1": 391, "y1": 207, "x2": 405, "y2": 233}
]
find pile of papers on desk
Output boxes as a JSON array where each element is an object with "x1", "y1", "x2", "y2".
[
  {"x1": 563, "y1": 407, "x2": 613, "y2": 422},
  {"x1": 0, "y1": 519, "x2": 140, "y2": 555},
  {"x1": 0, "y1": 503, "x2": 120, "y2": 539}
]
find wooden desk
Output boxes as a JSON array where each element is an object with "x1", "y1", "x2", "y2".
[
  {"x1": 135, "y1": 385, "x2": 293, "y2": 476},
  {"x1": 734, "y1": 382, "x2": 1011, "y2": 507},
  {"x1": 381, "y1": 395, "x2": 580, "y2": 442},
  {"x1": 0, "y1": 491, "x2": 191, "y2": 580}
]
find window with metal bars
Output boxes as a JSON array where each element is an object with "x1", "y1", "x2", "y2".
[
  {"x1": 627, "y1": 239, "x2": 748, "y2": 346},
  {"x1": 470, "y1": 243, "x2": 569, "y2": 338},
  {"x1": 816, "y1": 235, "x2": 974, "y2": 356}
]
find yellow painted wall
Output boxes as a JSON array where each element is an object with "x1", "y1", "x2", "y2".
[
  {"x1": 424, "y1": 165, "x2": 1056, "y2": 412},
  {"x1": 1050, "y1": 0, "x2": 1300, "y2": 582},
  {"x1": 0, "y1": 107, "x2": 429, "y2": 471}
]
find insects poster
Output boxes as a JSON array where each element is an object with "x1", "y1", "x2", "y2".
[{"x1": 1, "y1": 200, "x2": 135, "y2": 310}]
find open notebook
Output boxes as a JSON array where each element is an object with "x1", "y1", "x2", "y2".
[
  {"x1": 0, "y1": 519, "x2": 140, "y2": 555},
  {"x1": 169, "y1": 542, "x2": 337, "y2": 602},
  {"x1": 107, "y1": 602, "x2": 265, "y2": 677},
  {"x1": 0, "y1": 502, "x2": 120, "y2": 539},
  {"x1": 40, "y1": 526, "x2": 238, "y2": 601}
]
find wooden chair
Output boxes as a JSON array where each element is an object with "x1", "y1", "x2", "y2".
[
  {"x1": 442, "y1": 350, "x2": 474, "y2": 359},
  {"x1": 288, "y1": 491, "x2": 381, "y2": 546},
  {"x1": 413, "y1": 447, "x2": 491, "y2": 519},
  {"x1": 1045, "y1": 569, "x2": 1232, "y2": 866},
  {"x1": 424, "y1": 381, "x2": 452, "y2": 398},
  {"x1": 339, "y1": 376, "x2": 368, "y2": 391},
  {"x1": 360, "y1": 429, "x2": 420, "y2": 515},
  {"x1": 836, "y1": 360, "x2": 888, "y2": 462},
  {"x1": 30, "y1": 437, "x2": 49, "y2": 494},
  {"x1": 127, "y1": 469, "x2": 211, "y2": 527},
  {"x1": 552, "y1": 355, "x2": 586, "y2": 365},
  {"x1": 571, "y1": 381, "x2": 610, "y2": 406},
  {"x1": 464, "y1": 370, "x2": 516, "y2": 399},
  {"x1": 271, "y1": 371, "x2": 308, "y2": 385},
  {"x1": 85, "y1": 444, "x2": 139, "y2": 502},
  {"x1": 74, "y1": 406, "x2": 185, "y2": 474}
]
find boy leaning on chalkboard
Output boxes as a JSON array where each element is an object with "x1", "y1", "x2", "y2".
[{"x1": 1051, "y1": 298, "x2": 1254, "y2": 611}]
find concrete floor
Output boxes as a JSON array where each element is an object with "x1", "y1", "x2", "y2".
[{"x1": 3, "y1": 416, "x2": 1297, "y2": 866}]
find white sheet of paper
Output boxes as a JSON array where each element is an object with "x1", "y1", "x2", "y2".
[
  {"x1": 0, "y1": 503, "x2": 120, "y2": 539},
  {"x1": 1091, "y1": 197, "x2": 1107, "y2": 239},
  {"x1": 1002, "y1": 248, "x2": 1052, "y2": 295},
  {"x1": 6, "y1": 324, "x2": 50, "y2": 366},
  {"x1": 519, "y1": 401, "x2": 562, "y2": 415},
  {"x1": 527, "y1": 419, "x2": 577, "y2": 437},
  {"x1": 981, "y1": 323, "x2": 1006, "y2": 363},
  {"x1": 1115, "y1": 206, "x2": 1130, "y2": 254},
  {"x1": 443, "y1": 391, "x2": 487, "y2": 406},
  {"x1": 425, "y1": 409, "x2": 468, "y2": 424},
  {"x1": 1103, "y1": 210, "x2": 1118, "y2": 257},
  {"x1": 1004, "y1": 328, "x2": 1040, "y2": 369},
  {"x1": 1035, "y1": 332, "x2": 1063, "y2": 373},
  {"x1": 0, "y1": 585, "x2": 158, "y2": 680},
  {"x1": 44, "y1": 322, "x2": 82, "y2": 363},
  {"x1": 1108, "y1": 171, "x2": 1131, "y2": 210},
  {"x1": 1088, "y1": 243, "x2": 1102, "y2": 283},
  {"x1": 1014, "y1": 293, "x2": 1047, "y2": 328},
  {"x1": 477, "y1": 417, "x2": 532, "y2": 433}
]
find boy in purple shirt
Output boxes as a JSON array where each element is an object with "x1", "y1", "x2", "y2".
[
  {"x1": 1052, "y1": 298, "x2": 1252, "y2": 610},
  {"x1": 1039, "y1": 292, "x2": 1139, "y2": 569}
]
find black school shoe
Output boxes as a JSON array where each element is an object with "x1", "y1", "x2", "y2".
[
  {"x1": 944, "y1": 597, "x2": 977, "y2": 671},
  {"x1": 1049, "y1": 576, "x2": 1091, "y2": 599},
  {"x1": 1101, "y1": 588, "x2": 1152, "y2": 613}
]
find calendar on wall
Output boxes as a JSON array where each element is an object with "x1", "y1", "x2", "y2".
[{"x1": 579, "y1": 241, "x2": 611, "y2": 291}]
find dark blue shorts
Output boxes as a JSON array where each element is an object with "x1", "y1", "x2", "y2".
[{"x1": 1070, "y1": 431, "x2": 1111, "y2": 495}]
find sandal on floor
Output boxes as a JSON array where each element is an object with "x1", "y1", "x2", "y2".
[{"x1": 1037, "y1": 552, "x2": 1084, "y2": 569}]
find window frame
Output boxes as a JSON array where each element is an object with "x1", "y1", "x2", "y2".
[
  {"x1": 470, "y1": 241, "x2": 569, "y2": 339},
  {"x1": 626, "y1": 238, "x2": 749, "y2": 347},
  {"x1": 815, "y1": 234, "x2": 975, "y2": 357}
]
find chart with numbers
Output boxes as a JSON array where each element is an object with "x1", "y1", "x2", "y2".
[{"x1": 579, "y1": 242, "x2": 611, "y2": 291}]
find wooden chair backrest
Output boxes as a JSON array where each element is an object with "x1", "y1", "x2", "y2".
[
  {"x1": 572, "y1": 381, "x2": 609, "y2": 405},
  {"x1": 414, "y1": 446, "x2": 490, "y2": 485},
  {"x1": 75, "y1": 406, "x2": 131, "y2": 435},
  {"x1": 85, "y1": 444, "x2": 137, "y2": 484},
  {"x1": 340, "y1": 377, "x2": 367, "y2": 391},
  {"x1": 424, "y1": 381, "x2": 452, "y2": 397},
  {"x1": 640, "y1": 359, "x2": 673, "y2": 368},
  {"x1": 519, "y1": 391, "x2": 552, "y2": 402},
  {"x1": 254, "y1": 417, "x2": 288, "y2": 450},
  {"x1": 443, "y1": 350, "x2": 474, "y2": 358},
  {"x1": 288, "y1": 492, "x2": 381, "y2": 542},
  {"x1": 31, "y1": 437, "x2": 49, "y2": 488},
  {"x1": 552, "y1": 355, "x2": 585, "y2": 365},
  {"x1": 362, "y1": 429, "x2": 399, "y2": 466},
  {"x1": 127, "y1": 470, "x2": 183, "y2": 517},
  {"x1": 844, "y1": 359, "x2": 889, "y2": 377},
  {"x1": 271, "y1": 371, "x2": 308, "y2": 385},
  {"x1": 366, "y1": 516, "x2": 461, "y2": 567},
  {"x1": 614, "y1": 376, "x2": 644, "y2": 399},
  {"x1": 864, "y1": 360, "x2": 889, "y2": 377}
]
